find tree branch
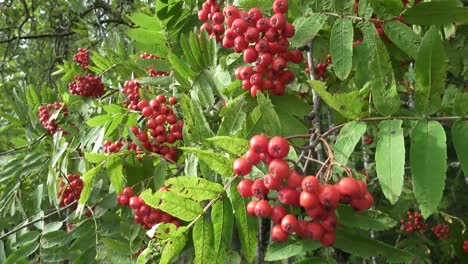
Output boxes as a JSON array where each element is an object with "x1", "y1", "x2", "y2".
[{"x1": 0, "y1": 31, "x2": 75, "y2": 44}]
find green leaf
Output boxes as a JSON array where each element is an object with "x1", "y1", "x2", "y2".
[
  {"x1": 226, "y1": 178, "x2": 257, "y2": 263},
  {"x1": 375, "y1": 120, "x2": 405, "y2": 204},
  {"x1": 217, "y1": 96, "x2": 248, "y2": 136},
  {"x1": 211, "y1": 197, "x2": 234, "y2": 264},
  {"x1": 164, "y1": 176, "x2": 224, "y2": 201},
  {"x1": 334, "y1": 228, "x2": 414, "y2": 263},
  {"x1": 42, "y1": 222, "x2": 64, "y2": 234},
  {"x1": 291, "y1": 14, "x2": 327, "y2": 48},
  {"x1": 84, "y1": 152, "x2": 107, "y2": 163},
  {"x1": 207, "y1": 136, "x2": 249, "y2": 156},
  {"x1": 78, "y1": 164, "x2": 103, "y2": 206},
  {"x1": 368, "y1": 0, "x2": 403, "y2": 18},
  {"x1": 336, "y1": 205, "x2": 397, "y2": 231},
  {"x1": 103, "y1": 104, "x2": 125, "y2": 114},
  {"x1": 180, "y1": 94, "x2": 214, "y2": 142},
  {"x1": 404, "y1": 2, "x2": 468, "y2": 25},
  {"x1": 307, "y1": 81, "x2": 365, "y2": 119},
  {"x1": 383, "y1": 20, "x2": 421, "y2": 59},
  {"x1": 180, "y1": 147, "x2": 233, "y2": 177},
  {"x1": 15, "y1": 231, "x2": 40, "y2": 247},
  {"x1": 106, "y1": 154, "x2": 124, "y2": 193},
  {"x1": 168, "y1": 53, "x2": 197, "y2": 79},
  {"x1": 410, "y1": 120, "x2": 447, "y2": 217},
  {"x1": 244, "y1": 92, "x2": 281, "y2": 137},
  {"x1": 330, "y1": 18, "x2": 353, "y2": 80},
  {"x1": 264, "y1": 240, "x2": 321, "y2": 261},
  {"x1": 41, "y1": 230, "x2": 72, "y2": 248},
  {"x1": 193, "y1": 218, "x2": 215, "y2": 264},
  {"x1": 86, "y1": 114, "x2": 111, "y2": 127},
  {"x1": 453, "y1": 120, "x2": 468, "y2": 177},
  {"x1": 333, "y1": 121, "x2": 367, "y2": 173},
  {"x1": 414, "y1": 26, "x2": 448, "y2": 115},
  {"x1": 153, "y1": 160, "x2": 167, "y2": 190},
  {"x1": 4, "y1": 242, "x2": 39, "y2": 264},
  {"x1": 360, "y1": 22, "x2": 400, "y2": 116},
  {"x1": 180, "y1": 33, "x2": 203, "y2": 72},
  {"x1": 160, "y1": 233, "x2": 188, "y2": 264},
  {"x1": 141, "y1": 189, "x2": 203, "y2": 221},
  {"x1": 454, "y1": 92, "x2": 468, "y2": 116}
]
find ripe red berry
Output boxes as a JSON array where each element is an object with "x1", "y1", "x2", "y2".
[
  {"x1": 273, "y1": 0, "x2": 289, "y2": 14},
  {"x1": 243, "y1": 47, "x2": 259, "y2": 63},
  {"x1": 281, "y1": 214, "x2": 299, "y2": 234},
  {"x1": 255, "y1": 200, "x2": 272, "y2": 218},
  {"x1": 296, "y1": 220, "x2": 309, "y2": 239},
  {"x1": 318, "y1": 185, "x2": 340, "y2": 211},
  {"x1": 129, "y1": 196, "x2": 142, "y2": 209},
  {"x1": 281, "y1": 23, "x2": 295, "y2": 38},
  {"x1": 351, "y1": 192, "x2": 374, "y2": 211},
  {"x1": 270, "y1": 13, "x2": 286, "y2": 30},
  {"x1": 245, "y1": 149, "x2": 261, "y2": 165},
  {"x1": 244, "y1": 27, "x2": 260, "y2": 43},
  {"x1": 269, "y1": 159, "x2": 290, "y2": 179},
  {"x1": 299, "y1": 191, "x2": 320, "y2": 209},
  {"x1": 272, "y1": 56, "x2": 287, "y2": 72},
  {"x1": 232, "y1": 18, "x2": 249, "y2": 34},
  {"x1": 263, "y1": 173, "x2": 283, "y2": 190},
  {"x1": 307, "y1": 222, "x2": 324, "y2": 240},
  {"x1": 233, "y1": 158, "x2": 252, "y2": 176},
  {"x1": 246, "y1": 200, "x2": 258, "y2": 216},
  {"x1": 320, "y1": 231, "x2": 336, "y2": 247},
  {"x1": 306, "y1": 206, "x2": 325, "y2": 220},
  {"x1": 336, "y1": 177, "x2": 361, "y2": 199},
  {"x1": 250, "y1": 134, "x2": 268, "y2": 154},
  {"x1": 287, "y1": 170, "x2": 304, "y2": 188},
  {"x1": 268, "y1": 136, "x2": 290, "y2": 158},
  {"x1": 123, "y1": 187, "x2": 134, "y2": 197},
  {"x1": 237, "y1": 179, "x2": 254, "y2": 197},
  {"x1": 223, "y1": 6, "x2": 240, "y2": 19},
  {"x1": 211, "y1": 12, "x2": 224, "y2": 24},
  {"x1": 271, "y1": 204, "x2": 287, "y2": 224},
  {"x1": 168, "y1": 97, "x2": 177, "y2": 105},
  {"x1": 321, "y1": 213, "x2": 339, "y2": 232},
  {"x1": 278, "y1": 187, "x2": 299, "y2": 205},
  {"x1": 251, "y1": 179, "x2": 269, "y2": 199},
  {"x1": 271, "y1": 224, "x2": 289, "y2": 242}
]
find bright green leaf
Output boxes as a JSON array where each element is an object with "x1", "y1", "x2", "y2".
[
  {"x1": 84, "y1": 152, "x2": 107, "y2": 163},
  {"x1": 180, "y1": 147, "x2": 233, "y2": 177},
  {"x1": 106, "y1": 154, "x2": 124, "y2": 193},
  {"x1": 78, "y1": 164, "x2": 103, "y2": 206},
  {"x1": 383, "y1": 20, "x2": 421, "y2": 59},
  {"x1": 164, "y1": 176, "x2": 224, "y2": 201},
  {"x1": 193, "y1": 218, "x2": 215, "y2": 264},
  {"x1": 291, "y1": 14, "x2": 327, "y2": 48},
  {"x1": 333, "y1": 121, "x2": 367, "y2": 173},
  {"x1": 410, "y1": 120, "x2": 447, "y2": 217},
  {"x1": 375, "y1": 120, "x2": 405, "y2": 204},
  {"x1": 330, "y1": 18, "x2": 353, "y2": 80},
  {"x1": 141, "y1": 189, "x2": 203, "y2": 221},
  {"x1": 160, "y1": 233, "x2": 188, "y2": 264},
  {"x1": 211, "y1": 197, "x2": 234, "y2": 264},
  {"x1": 265, "y1": 240, "x2": 321, "y2": 261},
  {"x1": 404, "y1": 2, "x2": 468, "y2": 25},
  {"x1": 336, "y1": 205, "x2": 397, "y2": 231},
  {"x1": 207, "y1": 136, "x2": 249, "y2": 156}
]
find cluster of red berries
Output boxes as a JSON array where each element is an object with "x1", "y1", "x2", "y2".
[
  {"x1": 431, "y1": 224, "x2": 450, "y2": 240},
  {"x1": 106, "y1": 95, "x2": 182, "y2": 161},
  {"x1": 122, "y1": 79, "x2": 143, "y2": 109},
  {"x1": 58, "y1": 173, "x2": 83, "y2": 208},
  {"x1": 116, "y1": 187, "x2": 180, "y2": 230},
  {"x1": 305, "y1": 54, "x2": 332, "y2": 80},
  {"x1": 198, "y1": 0, "x2": 225, "y2": 42},
  {"x1": 233, "y1": 134, "x2": 374, "y2": 246},
  {"x1": 464, "y1": 240, "x2": 468, "y2": 252},
  {"x1": 140, "y1": 52, "x2": 170, "y2": 77},
  {"x1": 400, "y1": 211, "x2": 428, "y2": 233},
  {"x1": 73, "y1": 48, "x2": 90, "y2": 69},
  {"x1": 69, "y1": 74, "x2": 105, "y2": 98},
  {"x1": 38, "y1": 102, "x2": 68, "y2": 134},
  {"x1": 221, "y1": 1, "x2": 302, "y2": 96}
]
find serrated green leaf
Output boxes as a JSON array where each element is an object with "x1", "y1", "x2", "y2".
[
  {"x1": 410, "y1": 120, "x2": 447, "y2": 217},
  {"x1": 218, "y1": 96, "x2": 248, "y2": 136},
  {"x1": 368, "y1": 0, "x2": 403, "y2": 18},
  {"x1": 403, "y1": 2, "x2": 468, "y2": 25},
  {"x1": 106, "y1": 154, "x2": 124, "y2": 193},
  {"x1": 226, "y1": 178, "x2": 257, "y2": 263},
  {"x1": 103, "y1": 104, "x2": 125, "y2": 114},
  {"x1": 42, "y1": 222, "x2": 63, "y2": 234},
  {"x1": 4, "y1": 242, "x2": 39, "y2": 264},
  {"x1": 334, "y1": 228, "x2": 414, "y2": 263},
  {"x1": 180, "y1": 147, "x2": 233, "y2": 177},
  {"x1": 168, "y1": 53, "x2": 197, "y2": 79},
  {"x1": 137, "y1": 76, "x2": 173, "y2": 86},
  {"x1": 84, "y1": 152, "x2": 107, "y2": 163},
  {"x1": 180, "y1": 33, "x2": 203, "y2": 72},
  {"x1": 105, "y1": 113, "x2": 125, "y2": 137},
  {"x1": 193, "y1": 218, "x2": 215, "y2": 264},
  {"x1": 291, "y1": 14, "x2": 327, "y2": 47},
  {"x1": 141, "y1": 189, "x2": 203, "y2": 221},
  {"x1": 383, "y1": 20, "x2": 421, "y2": 59},
  {"x1": 86, "y1": 115, "x2": 111, "y2": 127},
  {"x1": 360, "y1": 22, "x2": 400, "y2": 116},
  {"x1": 336, "y1": 205, "x2": 397, "y2": 231},
  {"x1": 453, "y1": 120, "x2": 468, "y2": 177},
  {"x1": 265, "y1": 240, "x2": 321, "y2": 261},
  {"x1": 375, "y1": 120, "x2": 405, "y2": 204},
  {"x1": 41, "y1": 230, "x2": 72, "y2": 248},
  {"x1": 333, "y1": 121, "x2": 367, "y2": 173},
  {"x1": 207, "y1": 136, "x2": 249, "y2": 156},
  {"x1": 160, "y1": 233, "x2": 188, "y2": 264},
  {"x1": 78, "y1": 164, "x2": 103, "y2": 205},
  {"x1": 153, "y1": 160, "x2": 167, "y2": 190},
  {"x1": 330, "y1": 18, "x2": 353, "y2": 80},
  {"x1": 414, "y1": 26, "x2": 447, "y2": 115},
  {"x1": 180, "y1": 94, "x2": 214, "y2": 142},
  {"x1": 307, "y1": 81, "x2": 365, "y2": 119},
  {"x1": 15, "y1": 231, "x2": 40, "y2": 247},
  {"x1": 244, "y1": 92, "x2": 281, "y2": 137},
  {"x1": 211, "y1": 197, "x2": 234, "y2": 264},
  {"x1": 164, "y1": 176, "x2": 224, "y2": 201}
]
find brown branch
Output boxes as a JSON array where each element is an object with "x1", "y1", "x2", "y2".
[{"x1": 0, "y1": 31, "x2": 74, "y2": 44}]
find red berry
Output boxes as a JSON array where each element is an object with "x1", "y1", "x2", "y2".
[
  {"x1": 243, "y1": 47, "x2": 258, "y2": 63},
  {"x1": 278, "y1": 187, "x2": 299, "y2": 205},
  {"x1": 255, "y1": 200, "x2": 272, "y2": 218},
  {"x1": 129, "y1": 196, "x2": 142, "y2": 209},
  {"x1": 232, "y1": 18, "x2": 249, "y2": 34},
  {"x1": 351, "y1": 192, "x2": 374, "y2": 211},
  {"x1": 244, "y1": 27, "x2": 260, "y2": 43},
  {"x1": 281, "y1": 214, "x2": 298, "y2": 234},
  {"x1": 251, "y1": 179, "x2": 269, "y2": 199},
  {"x1": 263, "y1": 173, "x2": 283, "y2": 190},
  {"x1": 336, "y1": 177, "x2": 361, "y2": 199},
  {"x1": 246, "y1": 200, "x2": 258, "y2": 216},
  {"x1": 237, "y1": 179, "x2": 254, "y2": 197},
  {"x1": 307, "y1": 222, "x2": 324, "y2": 240},
  {"x1": 268, "y1": 136, "x2": 290, "y2": 158},
  {"x1": 271, "y1": 205, "x2": 287, "y2": 224},
  {"x1": 320, "y1": 231, "x2": 336, "y2": 247},
  {"x1": 306, "y1": 206, "x2": 325, "y2": 220},
  {"x1": 268, "y1": 159, "x2": 290, "y2": 179},
  {"x1": 287, "y1": 170, "x2": 304, "y2": 188},
  {"x1": 318, "y1": 185, "x2": 340, "y2": 211},
  {"x1": 273, "y1": 0, "x2": 289, "y2": 14},
  {"x1": 168, "y1": 97, "x2": 177, "y2": 105},
  {"x1": 233, "y1": 158, "x2": 252, "y2": 176},
  {"x1": 123, "y1": 187, "x2": 134, "y2": 197},
  {"x1": 321, "y1": 213, "x2": 339, "y2": 232},
  {"x1": 299, "y1": 191, "x2": 320, "y2": 209},
  {"x1": 141, "y1": 106, "x2": 153, "y2": 117},
  {"x1": 270, "y1": 13, "x2": 286, "y2": 30},
  {"x1": 271, "y1": 224, "x2": 289, "y2": 242}
]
